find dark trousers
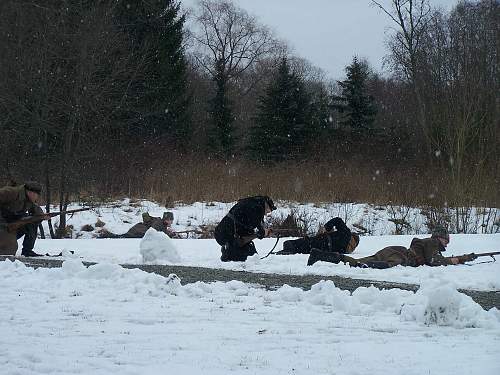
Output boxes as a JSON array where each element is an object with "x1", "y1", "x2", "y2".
[
  {"x1": 220, "y1": 239, "x2": 257, "y2": 262},
  {"x1": 283, "y1": 238, "x2": 312, "y2": 254},
  {"x1": 16, "y1": 222, "x2": 38, "y2": 253}
]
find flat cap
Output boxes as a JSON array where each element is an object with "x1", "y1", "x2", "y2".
[{"x1": 24, "y1": 181, "x2": 42, "y2": 194}]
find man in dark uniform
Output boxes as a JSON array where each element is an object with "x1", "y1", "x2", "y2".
[
  {"x1": 0, "y1": 181, "x2": 48, "y2": 256},
  {"x1": 214, "y1": 196, "x2": 276, "y2": 262},
  {"x1": 277, "y1": 217, "x2": 359, "y2": 255},
  {"x1": 307, "y1": 226, "x2": 474, "y2": 267}
]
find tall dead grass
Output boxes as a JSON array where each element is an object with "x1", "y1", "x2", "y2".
[{"x1": 84, "y1": 155, "x2": 498, "y2": 208}]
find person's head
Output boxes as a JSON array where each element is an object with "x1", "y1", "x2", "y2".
[
  {"x1": 431, "y1": 225, "x2": 450, "y2": 247},
  {"x1": 163, "y1": 212, "x2": 174, "y2": 226},
  {"x1": 263, "y1": 196, "x2": 277, "y2": 215},
  {"x1": 345, "y1": 233, "x2": 360, "y2": 253},
  {"x1": 24, "y1": 181, "x2": 42, "y2": 203}
]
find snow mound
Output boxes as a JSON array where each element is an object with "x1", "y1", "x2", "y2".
[
  {"x1": 400, "y1": 280, "x2": 498, "y2": 328},
  {"x1": 140, "y1": 228, "x2": 181, "y2": 264}
]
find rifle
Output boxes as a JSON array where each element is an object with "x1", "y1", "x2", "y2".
[
  {"x1": 237, "y1": 228, "x2": 297, "y2": 246},
  {"x1": 175, "y1": 229, "x2": 202, "y2": 234},
  {"x1": 268, "y1": 228, "x2": 300, "y2": 237},
  {"x1": 7, "y1": 208, "x2": 91, "y2": 233},
  {"x1": 463, "y1": 251, "x2": 500, "y2": 263}
]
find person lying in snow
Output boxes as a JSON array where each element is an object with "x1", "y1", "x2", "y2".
[
  {"x1": 214, "y1": 196, "x2": 276, "y2": 262},
  {"x1": 307, "y1": 226, "x2": 474, "y2": 268},
  {"x1": 276, "y1": 217, "x2": 359, "y2": 256},
  {"x1": 99, "y1": 212, "x2": 181, "y2": 239}
]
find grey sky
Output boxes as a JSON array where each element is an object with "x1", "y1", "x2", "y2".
[{"x1": 183, "y1": 0, "x2": 459, "y2": 80}]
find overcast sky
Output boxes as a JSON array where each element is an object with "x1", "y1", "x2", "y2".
[{"x1": 183, "y1": 0, "x2": 460, "y2": 80}]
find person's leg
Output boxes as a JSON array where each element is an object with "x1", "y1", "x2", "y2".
[
  {"x1": 307, "y1": 248, "x2": 344, "y2": 266},
  {"x1": 350, "y1": 247, "x2": 407, "y2": 269},
  {"x1": 17, "y1": 223, "x2": 42, "y2": 256},
  {"x1": 0, "y1": 226, "x2": 18, "y2": 256},
  {"x1": 277, "y1": 238, "x2": 311, "y2": 255},
  {"x1": 221, "y1": 240, "x2": 257, "y2": 262}
]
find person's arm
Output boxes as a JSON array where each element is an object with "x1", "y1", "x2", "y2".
[
  {"x1": 31, "y1": 204, "x2": 44, "y2": 216},
  {"x1": 324, "y1": 217, "x2": 347, "y2": 232},
  {"x1": 420, "y1": 239, "x2": 455, "y2": 266},
  {"x1": 0, "y1": 187, "x2": 17, "y2": 205}
]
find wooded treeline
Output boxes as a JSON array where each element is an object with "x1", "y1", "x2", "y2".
[{"x1": 0, "y1": 0, "x2": 498, "y2": 213}]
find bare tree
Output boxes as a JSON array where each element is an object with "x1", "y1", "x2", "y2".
[
  {"x1": 371, "y1": 0, "x2": 431, "y2": 132},
  {"x1": 191, "y1": 0, "x2": 278, "y2": 82},
  {"x1": 188, "y1": 0, "x2": 281, "y2": 156}
]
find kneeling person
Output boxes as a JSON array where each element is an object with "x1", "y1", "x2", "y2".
[
  {"x1": 215, "y1": 196, "x2": 276, "y2": 262},
  {"x1": 0, "y1": 181, "x2": 48, "y2": 256}
]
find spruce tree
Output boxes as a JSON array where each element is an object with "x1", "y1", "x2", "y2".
[
  {"x1": 334, "y1": 57, "x2": 377, "y2": 133},
  {"x1": 248, "y1": 59, "x2": 313, "y2": 162},
  {"x1": 116, "y1": 0, "x2": 191, "y2": 148},
  {"x1": 208, "y1": 59, "x2": 234, "y2": 157}
]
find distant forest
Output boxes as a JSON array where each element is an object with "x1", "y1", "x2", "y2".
[{"x1": 0, "y1": 0, "x2": 498, "y2": 211}]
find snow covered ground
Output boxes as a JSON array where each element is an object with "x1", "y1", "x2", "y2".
[{"x1": 2, "y1": 199, "x2": 499, "y2": 374}]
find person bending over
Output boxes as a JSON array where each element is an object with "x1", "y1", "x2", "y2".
[{"x1": 215, "y1": 196, "x2": 276, "y2": 262}]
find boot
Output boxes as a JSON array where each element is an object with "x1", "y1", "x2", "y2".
[
  {"x1": 355, "y1": 261, "x2": 391, "y2": 269},
  {"x1": 307, "y1": 248, "x2": 344, "y2": 266},
  {"x1": 21, "y1": 249, "x2": 43, "y2": 257},
  {"x1": 276, "y1": 240, "x2": 297, "y2": 255}
]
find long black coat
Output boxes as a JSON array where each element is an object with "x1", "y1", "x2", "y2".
[{"x1": 214, "y1": 196, "x2": 267, "y2": 246}]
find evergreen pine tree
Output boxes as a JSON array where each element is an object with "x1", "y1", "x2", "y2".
[
  {"x1": 334, "y1": 57, "x2": 377, "y2": 133},
  {"x1": 116, "y1": 0, "x2": 191, "y2": 149},
  {"x1": 248, "y1": 59, "x2": 313, "y2": 162},
  {"x1": 208, "y1": 59, "x2": 234, "y2": 157}
]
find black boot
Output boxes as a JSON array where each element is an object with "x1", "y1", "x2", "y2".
[
  {"x1": 21, "y1": 249, "x2": 43, "y2": 257},
  {"x1": 307, "y1": 248, "x2": 344, "y2": 266},
  {"x1": 355, "y1": 261, "x2": 391, "y2": 269}
]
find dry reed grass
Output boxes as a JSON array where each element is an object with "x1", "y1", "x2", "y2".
[{"x1": 91, "y1": 155, "x2": 498, "y2": 208}]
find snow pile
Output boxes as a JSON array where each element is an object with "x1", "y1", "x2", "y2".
[
  {"x1": 139, "y1": 228, "x2": 182, "y2": 264},
  {"x1": 400, "y1": 280, "x2": 497, "y2": 328}
]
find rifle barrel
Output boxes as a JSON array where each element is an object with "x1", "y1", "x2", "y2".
[{"x1": 473, "y1": 251, "x2": 500, "y2": 257}]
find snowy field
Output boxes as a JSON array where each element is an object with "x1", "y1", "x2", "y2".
[{"x1": 2, "y1": 199, "x2": 500, "y2": 374}]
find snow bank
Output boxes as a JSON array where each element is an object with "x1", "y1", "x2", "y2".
[{"x1": 2, "y1": 259, "x2": 497, "y2": 330}]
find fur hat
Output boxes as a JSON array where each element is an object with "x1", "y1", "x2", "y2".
[
  {"x1": 264, "y1": 196, "x2": 276, "y2": 211},
  {"x1": 431, "y1": 225, "x2": 449, "y2": 240},
  {"x1": 163, "y1": 212, "x2": 174, "y2": 221},
  {"x1": 24, "y1": 181, "x2": 42, "y2": 194}
]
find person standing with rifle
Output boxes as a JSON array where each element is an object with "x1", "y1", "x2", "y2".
[
  {"x1": 0, "y1": 181, "x2": 50, "y2": 256},
  {"x1": 215, "y1": 196, "x2": 276, "y2": 262}
]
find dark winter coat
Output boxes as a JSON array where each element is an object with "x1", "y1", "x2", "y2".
[
  {"x1": 214, "y1": 196, "x2": 268, "y2": 246},
  {"x1": 0, "y1": 184, "x2": 43, "y2": 255},
  {"x1": 282, "y1": 217, "x2": 352, "y2": 254}
]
